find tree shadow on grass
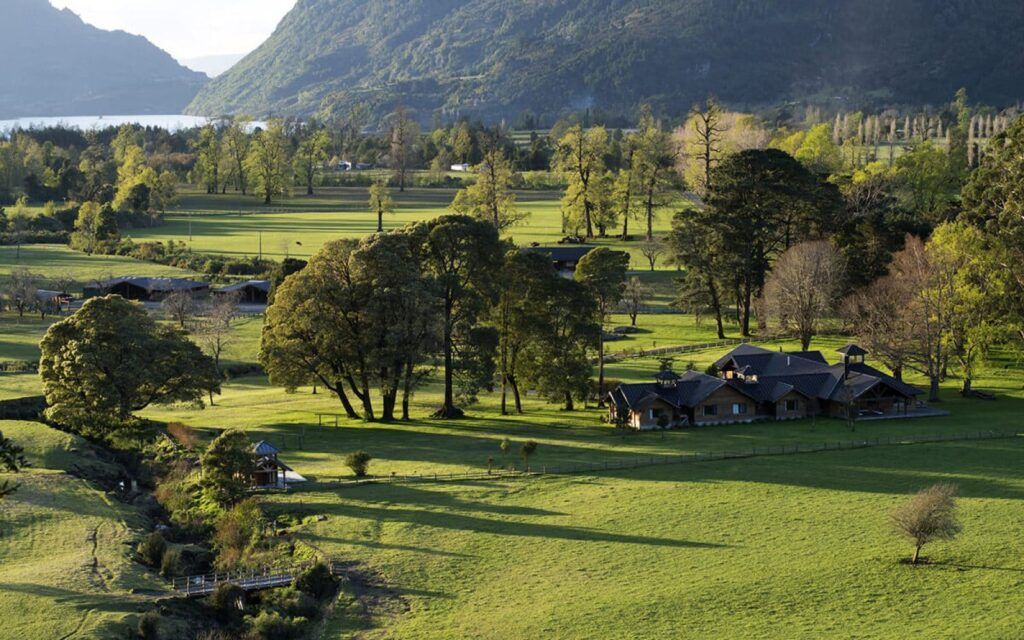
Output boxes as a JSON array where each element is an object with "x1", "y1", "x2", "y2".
[
  {"x1": 299, "y1": 499, "x2": 727, "y2": 550},
  {"x1": 335, "y1": 483, "x2": 567, "y2": 518}
]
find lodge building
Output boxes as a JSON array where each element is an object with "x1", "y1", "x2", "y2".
[{"x1": 608, "y1": 344, "x2": 921, "y2": 430}]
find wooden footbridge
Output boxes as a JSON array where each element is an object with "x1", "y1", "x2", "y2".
[{"x1": 170, "y1": 559, "x2": 345, "y2": 598}]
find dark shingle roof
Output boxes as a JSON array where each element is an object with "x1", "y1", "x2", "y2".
[
  {"x1": 612, "y1": 371, "x2": 725, "y2": 410},
  {"x1": 99, "y1": 276, "x2": 208, "y2": 292},
  {"x1": 523, "y1": 246, "x2": 597, "y2": 263}
]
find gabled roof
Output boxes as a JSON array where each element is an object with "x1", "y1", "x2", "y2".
[
  {"x1": 611, "y1": 370, "x2": 726, "y2": 411},
  {"x1": 253, "y1": 440, "x2": 280, "y2": 456},
  {"x1": 713, "y1": 343, "x2": 920, "y2": 403},
  {"x1": 97, "y1": 276, "x2": 208, "y2": 292},
  {"x1": 837, "y1": 344, "x2": 869, "y2": 357},
  {"x1": 216, "y1": 280, "x2": 271, "y2": 294}
]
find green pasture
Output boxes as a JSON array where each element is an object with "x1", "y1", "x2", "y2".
[
  {"x1": 283, "y1": 438, "x2": 1024, "y2": 639},
  {"x1": 0, "y1": 421, "x2": 162, "y2": 638},
  {"x1": 0, "y1": 244, "x2": 194, "y2": 292},
  {"x1": 131, "y1": 186, "x2": 684, "y2": 269}
]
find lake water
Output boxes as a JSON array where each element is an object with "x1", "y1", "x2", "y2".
[{"x1": 0, "y1": 114, "x2": 261, "y2": 133}]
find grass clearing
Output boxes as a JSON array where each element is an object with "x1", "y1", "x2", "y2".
[
  {"x1": 0, "y1": 421, "x2": 163, "y2": 639},
  {"x1": 282, "y1": 438, "x2": 1024, "y2": 639}
]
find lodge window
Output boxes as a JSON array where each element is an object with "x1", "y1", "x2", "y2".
[
  {"x1": 703, "y1": 404, "x2": 718, "y2": 417},
  {"x1": 649, "y1": 409, "x2": 656, "y2": 420},
  {"x1": 785, "y1": 399, "x2": 799, "y2": 412},
  {"x1": 732, "y1": 403, "x2": 747, "y2": 415}
]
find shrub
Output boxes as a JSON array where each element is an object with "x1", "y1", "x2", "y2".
[
  {"x1": 160, "y1": 548, "x2": 181, "y2": 577},
  {"x1": 167, "y1": 422, "x2": 200, "y2": 449},
  {"x1": 245, "y1": 611, "x2": 307, "y2": 640},
  {"x1": 260, "y1": 586, "x2": 319, "y2": 619},
  {"x1": 209, "y1": 582, "x2": 246, "y2": 617},
  {"x1": 136, "y1": 532, "x2": 167, "y2": 568},
  {"x1": 344, "y1": 451, "x2": 372, "y2": 477},
  {"x1": 294, "y1": 562, "x2": 336, "y2": 601},
  {"x1": 137, "y1": 610, "x2": 161, "y2": 639},
  {"x1": 213, "y1": 499, "x2": 264, "y2": 571}
]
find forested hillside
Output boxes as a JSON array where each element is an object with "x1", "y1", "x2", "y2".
[
  {"x1": 188, "y1": 0, "x2": 1024, "y2": 123},
  {"x1": 0, "y1": 0, "x2": 207, "y2": 119}
]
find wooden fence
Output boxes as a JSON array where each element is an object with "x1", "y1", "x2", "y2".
[
  {"x1": 601, "y1": 338, "x2": 748, "y2": 364},
  {"x1": 325, "y1": 430, "x2": 1018, "y2": 488}
]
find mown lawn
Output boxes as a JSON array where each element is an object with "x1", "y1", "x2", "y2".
[{"x1": 0, "y1": 421, "x2": 163, "y2": 639}]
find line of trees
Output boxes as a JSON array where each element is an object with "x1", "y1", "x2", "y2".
[{"x1": 259, "y1": 216, "x2": 628, "y2": 421}]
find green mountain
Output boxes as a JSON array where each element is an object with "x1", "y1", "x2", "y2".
[
  {"x1": 188, "y1": 0, "x2": 1024, "y2": 123},
  {"x1": 0, "y1": 0, "x2": 207, "y2": 119}
]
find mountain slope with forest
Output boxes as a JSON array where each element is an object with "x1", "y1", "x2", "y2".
[
  {"x1": 188, "y1": 0, "x2": 1024, "y2": 123},
  {"x1": 0, "y1": 0, "x2": 207, "y2": 119}
]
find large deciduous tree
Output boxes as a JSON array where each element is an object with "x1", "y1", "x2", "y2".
[
  {"x1": 451, "y1": 135, "x2": 524, "y2": 230},
  {"x1": 555, "y1": 125, "x2": 608, "y2": 238},
  {"x1": 521, "y1": 277, "x2": 599, "y2": 411},
  {"x1": 668, "y1": 210, "x2": 728, "y2": 339},
  {"x1": 575, "y1": 248, "x2": 629, "y2": 406},
  {"x1": 389, "y1": 105, "x2": 419, "y2": 192},
  {"x1": 961, "y1": 114, "x2": 1024, "y2": 345},
  {"x1": 293, "y1": 127, "x2": 331, "y2": 196},
  {"x1": 261, "y1": 235, "x2": 437, "y2": 422},
  {"x1": 39, "y1": 296, "x2": 220, "y2": 434},
  {"x1": 413, "y1": 215, "x2": 503, "y2": 418},
  {"x1": 704, "y1": 149, "x2": 841, "y2": 336},
  {"x1": 245, "y1": 121, "x2": 291, "y2": 204},
  {"x1": 491, "y1": 250, "x2": 558, "y2": 414}
]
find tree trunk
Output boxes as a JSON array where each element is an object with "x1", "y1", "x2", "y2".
[
  {"x1": 335, "y1": 387, "x2": 360, "y2": 420},
  {"x1": 501, "y1": 373, "x2": 509, "y2": 416},
  {"x1": 961, "y1": 376, "x2": 973, "y2": 396},
  {"x1": 381, "y1": 388, "x2": 397, "y2": 422},
  {"x1": 401, "y1": 361, "x2": 415, "y2": 421},
  {"x1": 929, "y1": 375, "x2": 941, "y2": 403},
  {"x1": 597, "y1": 321, "x2": 606, "y2": 407},
  {"x1": 378, "y1": 209, "x2": 384, "y2": 233},
  {"x1": 565, "y1": 391, "x2": 575, "y2": 411},
  {"x1": 510, "y1": 375, "x2": 523, "y2": 414},
  {"x1": 740, "y1": 283, "x2": 752, "y2": 337},
  {"x1": 912, "y1": 543, "x2": 922, "y2": 565},
  {"x1": 434, "y1": 303, "x2": 462, "y2": 418}
]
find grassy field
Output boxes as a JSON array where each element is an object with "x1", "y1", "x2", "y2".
[
  {"x1": 0, "y1": 244, "x2": 195, "y2": 292},
  {"x1": 5, "y1": 180, "x2": 1024, "y2": 639},
  {"x1": 289, "y1": 438, "x2": 1024, "y2": 639},
  {"x1": 0, "y1": 420, "x2": 162, "y2": 638},
  {"x1": 130, "y1": 186, "x2": 685, "y2": 270}
]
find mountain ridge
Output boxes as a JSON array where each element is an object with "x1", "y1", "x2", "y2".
[
  {"x1": 187, "y1": 0, "x2": 1024, "y2": 123},
  {"x1": 1, "y1": 0, "x2": 207, "y2": 119}
]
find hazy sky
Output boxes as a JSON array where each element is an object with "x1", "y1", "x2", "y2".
[{"x1": 48, "y1": 0, "x2": 296, "y2": 61}]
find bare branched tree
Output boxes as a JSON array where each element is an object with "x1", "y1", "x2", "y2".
[
  {"x1": 639, "y1": 238, "x2": 664, "y2": 272},
  {"x1": 763, "y1": 241, "x2": 845, "y2": 350},
  {"x1": 891, "y1": 483, "x2": 962, "y2": 565},
  {"x1": 162, "y1": 289, "x2": 197, "y2": 330},
  {"x1": 621, "y1": 277, "x2": 651, "y2": 326},
  {"x1": 4, "y1": 267, "x2": 37, "y2": 320}
]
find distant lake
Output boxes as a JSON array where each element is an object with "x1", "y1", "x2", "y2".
[{"x1": 0, "y1": 114, "x2": 263, "y2": 133}]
